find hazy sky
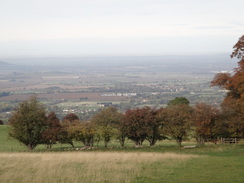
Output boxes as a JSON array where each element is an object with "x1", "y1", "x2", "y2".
[{"x1": 0, "y1": 0, "x2": 243, "y2": 58}]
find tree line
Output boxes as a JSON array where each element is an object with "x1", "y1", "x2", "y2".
[
  {"x1": 7, "y1": 35, "x2": 244, "y2": 150},
  {"x1": 8, "y1": 96, "x2": 243, "y2": 150}
]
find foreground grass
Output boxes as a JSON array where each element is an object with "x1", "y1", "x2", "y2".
[
  {"x1": 137, "y1": 146, "x2": 244, "y2": 183},
  {"x1": 0, "y1": 147, "x2": 244, "y2": 183},
  {"x1": 0, "y1": 152, "x2": 200, "y2": 183},
  {"x1": 1, "y1": 125, "x2": 244, "y2": 182}
]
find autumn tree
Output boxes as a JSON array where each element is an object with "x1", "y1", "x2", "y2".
[
  {"x1": 67, "y1": 121, "x2": 96, "y2": 147},
  {"x1": 63, "y1": 113, "x2": 79, "y2": 122},
  {"x1": 112, "y1": 112, "x2": 126, "y2": 147},
  {"x1": 144, "y1": 107, "x2": 165, "y2": 146},
  {"x1": 193, "y1": 103, "x2": 220, "y2": 145},
  {"x1": 163, "y1": 100, "x2": 193, "y2": 146},
  {"x1": 211, "y1": 35, "x2": 244, "y2": 137},
  {"x1": 162, "y1": 97, "x2": 192, "y2": 146},
  {"x1": 231, "y1": 35, "x2": 244, "y2": 59},
  {"x1": 213, "y1": 111, "x2": 232, "y2": 138},
  {"x1": 123, "y1": 106, "x2": 164, "y2": 146},
  {"x1": 91, "y1": 106, "x2": 122, "y2": 147},
  {"x1": 78, "y1": 122, "x2": 96, "y2": 147},
  {"x1": 58, "y1": 113, "x2": 80, "y2": 147},
  {"x1": 123, "y1": 107, "x2": 148, "y2": 146},
  {"x1": 8, "y1": 96, "x2": 47, "y2": 150},
  {"x1": 41, "y1": 112, "x2": 61, "y2": 149}
]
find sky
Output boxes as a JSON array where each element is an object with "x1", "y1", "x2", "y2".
[{"x1": 0, "y1": 0, "x2": 243, "y2": 59}]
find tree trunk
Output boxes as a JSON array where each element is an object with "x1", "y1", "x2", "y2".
[
  {"x1": 150, "y1": 137, "x2": 157, "y2": 146},
  {"x1": 70, "y1": 141, "x2": 75, "y2": 148},
  {"x1": 196, "y1": 136, "x2": 205, "y2": 145},
  {"x1": 119, "y1": 135, "x2": 125, "y2": 148},
  {"x1": 135, "y1": 139, "x2": 143, "y2": 147},
  {"x1": 27, "y1": 144, "x2": 35, "y2": 151},
  {"x1": 104, "y1": 139, "x2": 109, "y2": 147},
  {"x1": 176, "y1": 137, "x2": 183, "y2": 146}
]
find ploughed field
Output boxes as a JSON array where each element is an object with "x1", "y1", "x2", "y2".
[{"x1": 0, "y1": 93, "x2": 128, "y2": 101}]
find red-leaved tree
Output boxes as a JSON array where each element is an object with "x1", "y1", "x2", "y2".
[
  {"x1": 41, "y1": 112, "x2": 61, "y2": 149},
  {"x1": 211, "y1": 35, "x2": 244, "y2": 137},
  {"x1": 193, "y1": 103, "x2": 220, "y2": 145}
]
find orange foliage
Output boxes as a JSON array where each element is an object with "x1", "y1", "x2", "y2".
[
  {"x1": 193, "y1": 103, "x2": 220, "y2": 144},
  {"x1": 211, "y1": 35, "x2": 244, "y2": 115},
  {"x1": 211, "y1": 35, "x2": 244, "y2": 137}
]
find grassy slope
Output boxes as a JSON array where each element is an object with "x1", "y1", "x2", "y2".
[
  {"x1": 0, "y1": 125, "x2": 243, "y2": 183},
  {"x1": 137, "y1": 146, "x2": 244, "y2": 183},
  {"x1": 0, "y1": 125, "x2": 75, "y2": 152},
  {"x1": 0, "y1": 125, "x2": 26, "y2": 152}
]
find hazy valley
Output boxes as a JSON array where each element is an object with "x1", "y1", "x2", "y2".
[{"x1": 0, "y1": 54, "x2": 237, "y2": 122}]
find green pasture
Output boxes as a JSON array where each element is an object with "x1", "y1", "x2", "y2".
[{"x1": 0, "y1": 125, "x2": 243, "y2": 183}]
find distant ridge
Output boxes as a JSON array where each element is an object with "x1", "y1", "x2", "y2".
[
  {"x1": 0, "y1": 60, "x2": 11, "y2": 66},
  {"x1": 0, "y1": 60, "x2": 14, "y2": 70}
]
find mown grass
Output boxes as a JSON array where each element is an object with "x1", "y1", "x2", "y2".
[{"x1": 0, "y1": 125, "x2": 244, "y2": 183}]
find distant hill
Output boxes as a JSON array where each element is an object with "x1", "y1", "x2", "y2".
[
  {"x1": 0, "y1": 60, "x2": 11, "y2": 66},
  {"x1": 2, "y1": 54, "x2": 237, "y2": 73},
  {"x1": 0, "y1": 60, "x2": 16, "y2": 71}
]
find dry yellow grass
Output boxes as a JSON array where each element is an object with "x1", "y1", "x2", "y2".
[{"x1": 0, "y1": 152, "x2": 200, "y2": 183}]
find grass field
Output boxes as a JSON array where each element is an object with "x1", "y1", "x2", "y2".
[{"x1": 0, "y1": 125, "x2": 244, "y2": 183}]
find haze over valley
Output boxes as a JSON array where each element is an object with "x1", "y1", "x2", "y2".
[{"x1": 0, "y1": 54, "x2": 237, "y2": 122}]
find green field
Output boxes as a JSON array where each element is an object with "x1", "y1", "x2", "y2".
[{"x1": 0, "y1": 125, "x2": 243, "y2": 183}]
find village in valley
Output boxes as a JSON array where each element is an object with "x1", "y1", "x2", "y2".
[{"x1": 0, "y1": 55, "x2": 234, "y2": 122}]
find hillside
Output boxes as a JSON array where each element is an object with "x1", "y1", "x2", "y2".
[
  {"x1": 0, "y1": 60, "x2": 12, "y2": 69},
  {"x1": 0, "y1": 60, "x2": 11, "y2": 65},
  {"x1": 0, "y1": 125, "x2": 27, "y2": 152}
]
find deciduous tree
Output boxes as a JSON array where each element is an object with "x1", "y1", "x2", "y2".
[
  {"x1": 8, "y1": 96, "x2": 47, "y2": 150},
  {"x1": 163, "y1": 104, "x2": 193, "y2": 146},
  {"x1": 193, "y1": 103, "x2": 220, "y2": 145},
  {"x1": 78, "y1": 122, "x2": 96, "y2": 147},
  {"x1": 168, "y1": 97, "x2": 190, "y2": 106},
  {"x1": 211, "y1": 35, "x2": 244, "y2": 137},
  {"x1": 58, "y1": 113, "x2": 80, "y2": 147},
  {"x1": 231, "y1": 35, "x2": 244, "y2": 59},
  {"x1": 144, "y1": 107, "x2": 165, "y2": 146},
  {"x1": 91, "y1": 106, "x2": 122, "y2": 147},
  {"x1": 41, "y1": 111, "x2": 61, "y2": 149},
  {"x1": 63, "y1": 113, "x2": 79, "y2": 122},
  {"x1": 123, "y1": 107, "x2": 148, "y2": 146},
  {"x1": 66, "y1": 121, "x2": 96, "y2": 147},
  {"x1": 123, "y1": 106, "x2": 164, "y2": 146}
]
